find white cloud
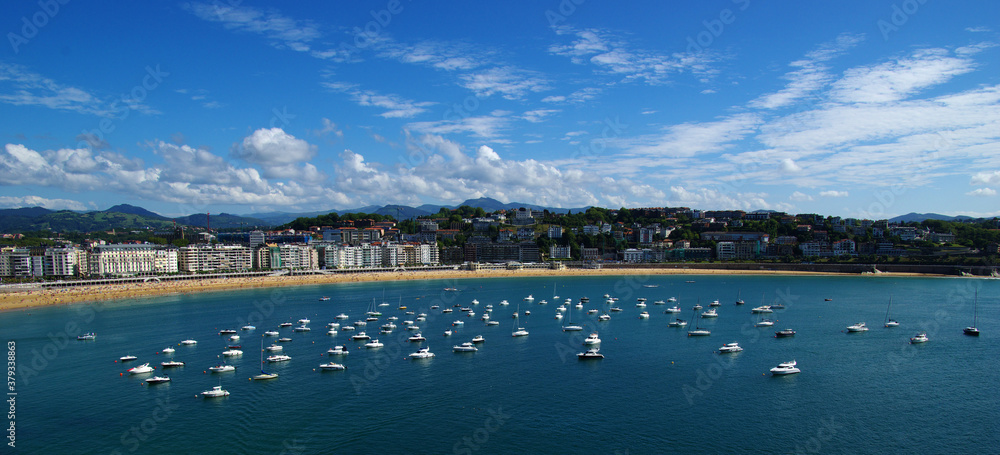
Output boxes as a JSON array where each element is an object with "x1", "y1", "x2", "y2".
[
  {"x1": 522, "y1": 109, "x2": 560, "y2": 123},
  {"x1": 230, "y1": 128, "x2": 316, "y2": 166},
  {"x1": 0, "y1": 195, "x2": 88, "y2": 211},
  {"x1": 322, "y1": 82, "x2": 434, "y2": 118},
  {"x1": 184, "y1": 2, "x2": 320, "y2": 52},
  {"x1": 405, "y1": 112, "x2": 510, "y2": 139},
  {"x1": 750, "y1": 33, "x2": 864, "y2": 109},
  {"x1": 966, "y1": 188, "x2": 996, "y2": 197},
  {"x1": 0, "y1": 62, "x2": 157, "y2": 116},
  {"x1": 819, "y1": 190, "x2": 848, "y2": 197},
  {"x1": 315, "y1": 118, "x2": 344, "y2": 138},
  {"x1": 789, "y1": 191, "x2": 813, "y2": 202},
  {"x1": 458, "y1": 67, "x2": 550, "y2": 100},
  {"x1": 971, "y1": 170, "x2": 1000, "y2": 186},
  {"x1": 622, "y1": 114, "x2": 761, "y2": 158},
  {"x1": 779, "y1": 158, "x2": 803, "y2": 173},
  {"x1": 828, "y1": 48, "x2": 975, "y2": 104}
]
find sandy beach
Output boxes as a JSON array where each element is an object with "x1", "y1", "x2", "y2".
[{"x1": 0, "y1": 266, "x2": 947, "y2": 313}]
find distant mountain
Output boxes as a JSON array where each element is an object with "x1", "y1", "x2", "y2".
[
  {"x1": 246, "y1": 198, "x2": 592, "y2": 224},
  {"x1": 888, "y1": 212, "x2": 973, "y2": 223},
  {"x1": 0, "y1": 207, "x2": 56, "y2": 231},
  {"x1": 103, "y1": 204, "x2": 169, "y2": 220},
  {"x1": 376, "y1": 205, "x2": 432, "y2": 219},
  {"x1": 172, "y1": 213, "x2": 268, "y2": 229},
  {"x1": 2, "y1": 209, "x2": 177, "y2": 232}
]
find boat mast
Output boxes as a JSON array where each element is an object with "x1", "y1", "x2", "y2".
[{"x1": 884, "y1": 295, "x2": 892, "y2": 324}]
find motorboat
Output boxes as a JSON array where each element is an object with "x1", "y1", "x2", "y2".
[
  {"x1": 499, "y1": 300, "x2": 509, "y2": 306},
  {"x1": 577, "y1": 348, "x2": 604, "y2": 359},
  {"x1": 350, "y1": 332, "x2": 371, "y2": 341},
  {"x1": 587, "y1": 309, "x2": 598, "y2": 315},
  {"x1": 160, "y1": 360, "x2": 184, "y2": 368},
  {"x1": 266, "y1": 344, "x2": 283, "y2": 352},
  {"x1": 687, "y1": 328, "x2": 711, "y2": 336},
  {"x1": 253, "y1": 372, "x2": 278, "y2": 380},
  {"x1": 471, "y1": 335, "x2": 485, "y2": 343},
  {"x1": 218, "y1": 329, "x2": 237, "y2": 335},
  {"x1": 524, "y1": 310, "x2": 531, "y2": 316},
  {"x1": 770, "y1": 360, "x2": 800, "y2": 375},
  {"x1": 328, "y1": 346, "x2": 349, "y2": 355},
  {"x1": 718, "y1": 342, "x2": 743, "y2": 353},
  {"x1": 910, "y1": 332, "x2": 929, "y2": 344},
  {"x1": 145, "y1": 376, "x2": 171, "y2": 384},
  {"x1": 637, "y1": 297, "x2": 648, "y2": 303},
  {"x1": 127, "y1": 363, "x2": 154, "y2": 374},
  {"x1": 277, "y1": 337, "x2": 293, "y2": 342},
  {"x1": 554, "y1": 313, "x2": 563, "y2": 320},
  {"x1": 387, "y1": 316, "x2": 399, "y2": 321},
  {"x1": 402, "y1": 320, "x2": 414, "y2": 326},
  {"x1": 228, "y1": 335, "x2": 240, "y2": 342},
  {"x1": 453, "y1": 320, "x2": 465, "y2": 326},
  {"x1": 279, "y1": 322, "x2": 293, "y2": 327},
  {"x1": 752, "y1": 306, "x2": 773, "y2": 314},
  {"x1": 846, "y1": 322, "x2": 869, "y2": 332},
  {"x1": 335, "y1": 314, "x2": 349, "y2": 320},
  {"x1": 319, "y1": 362, "x2": 346, "y2": 370},
  {"x1": 667, "y1": 297, "x2": 678, "y2": 303},
  {"x1": 408, "y1": 333, "x2": 426, "y2": 342},
  {"x1": 562, "y1": 324, "x2": 583, "y2": 331},
  {"x1": 353, "y1": 321, "x2": 367, "y2": 327},
  {"x1": 442, "y1": 308, "x2": 453, "y2": 314},
  {"x1": 668, "y1": 319, "x2": 688, "y2": 327},
  {"x1": 222, "y1": 349, "x2": 242, "y2": 357},
  {"x1": 607, "y1": 306, "x2": 621, "y2": 312},
  {"x1": 471, "y1": 299, "x2": 479, "y2": 305},
  {"x1": 665, "y1": 306, "x2": 682, "y2": 313},
  {"x1": 598, "y1": 314, "x2": 611, "y2": 321},
  {"x1": 524, "y1": 295, "x2": 534, "y2": 302},
  {"x1": 486, "y1": 321, "x2": 500, "y2": 326},
  {"x1": 774, "y1": 329, "x2": 796, "y2": 338},
  {"x1": 770, "y1": 303, "x2": 785, "y2": 310},
  {"x1": 709, "y1": 300, "x2": 721, "y2": 307},
  {"x1": 580, "y1": 297, "x2": 590, "y2": 303},
  {"x1": 365, "y1": 339, "x2": 384, "y2": 348},
  {"x1": 161, "y1": 347, "x2": 175, "y2": 354},
  {"x1": 340, "y1": 326, "x2": 356, "y2": 332},
  {"x1": 653, "y1": 300, "x2": 666, "y2": 305},
  {"x1": 692, "y1": 304, "x2": 703, "y2": 311},
  {"x1": 638, "y1": 311, "x2": 650, "y2": 319},
  {"x1": 266, "y1": 354, "x2": 291, "y2": 362},
  {"x1": 241, "y1": 325, "x2": 255, "y2": 331},
  {"x1": 754, "y1": 318, "x2": 774, "y2": 327},
  {"x1": 298, "y1": 318, "x2": 310, "y2": 325},
  {"x1": 293, "y1": 326, "x2": 310, "y2": 332},
  {"x1": 409, "y1": 347, "x2": 435, "y2": 359},
  {"x1": 381, "y1": 323, "x2": 397, "y2": 331},
  {"x1": 584, "y1": 332, "x2": 601, "y2": 345},
  {"x1": 180, "y1": 339, "x2": 197, "y2": 345},
  {"x1": 512, "y1": 327, "x2": 529, "y2": 337},
  {"x1": 430, "y1": 305, "x2": 440, "y2": 310},
  {"x1": 701, "y1": 309, "x2": 718, "y2": 318},
  {"x1": 318, "y1": 296, "x2": 330, "y2": 301},
  {"x1": 208, "y1": 364, "x2": 235, "y2": 372},
  {"x1": 119, "y1": 355, "x2": 137, "y2": 362},
  {"x1": 77, "y1": 333, "x2": 96, "y2": 341},
  {"x1": 264, "y1": 330, "x2": 279, "y2": 337},
  {"x1": 200, "y1": 385, "x2": 230, "y2": 398},
  {"x1": 636, "y1": 302, "x2": 647, "y2": 308},
  {"x1": 453, "y1": 342, "x2": 478, "y2": 352}
]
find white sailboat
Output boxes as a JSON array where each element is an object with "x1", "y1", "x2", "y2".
[
  {"x1": 253, "y1": 337, "x2": 278, "y2": 380},
  {"x1": 964, "y1": 290, "x2": 980, "y2": 336},
  {"x1": 562, "y1": 302, "x2": 583, "y2": 331},
  {"x1": 883, "y1": 296, "x2": 899, "y2": 327},
  {"x1": 512, "y1": 303, "x2": 529, "y2": 337}
]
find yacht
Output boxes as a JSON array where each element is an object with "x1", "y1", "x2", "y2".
[
  {"x1": 350, "y1": 332, "x2": 371, "y2": 341},
  {"x1": 453, "y1": 342, "x2": 478, "y2": 352},
  {"x1": 77, "y1": 333, "x2": 96, "y2": 341},
  {"x1": 701, "y1": 309, "x2": 718, "y2": 318},
  {"x1": 563, "y1": 324, "x2": 583, "y2": 332},
  {"x1": 443, "y1": 330, "x2": 453, "y2": 336},
  {"x1": 774, "y1": 329, "x2": 796, "y2": 338},
  {"x1": 538, "y1": 300, "x2": 548, "y2": 305},
  {"x1": 584, "y1": 332, "x2": 601, "y2": 345},
  {"x1": 910, "y1": 332, "x2": 929, "y2": 344},
  {"x1": 353, "y1": 321, "x2": 367, "y2": 327},
  {"x1": 709, "y1": 300, "x2": 721, "y2": 307},
  {"x1": 340, "y1": 326, "x2": 356, "y2": 332},
  {"x1": 430, "y1": 305, "x2": 440, "y2": 310},
  {"x1": 668, "y1": 318, "x2": 688, "y2": 327},
  {"x1": 293, "y1": 326, "x2": 310, "y2": 332},
  {"x1": 266, "y1": 344, "x2": 283, "y2": 352},
  {"x1": 512, "y1": 327, "x2": 529, "y2": 337},
  {"x1": 335, "y1": 314, "x2": 349, "y2": 320},
  {"x1": 554, "y1": 313, "x2": 563, "y2": 320},
  {"x1": 471, "y1": 335, "x2": 485, "y2": 343},
  {"x1": 636, "y1": 302, "x2": 647, "y2": 309},
  {"x1": 160, "y1": 360, "x2": 184, "y2": 368},
  {"x1": 145, "y1": 376, "x2": 171, "y2": 384},
  {"x1": 577, "y1": 348, "x2": 604, "y2": 359},
  {"x1": 587, "y1": 309, "x2": 598, "y2": 315},
  {"x1": 277, "y1": 337, "x2": 293, "y2": 342},
  {"x1": 298, "y1": 318, "x2": 310, "y2": 325},
  {"x1": 524, "y1": 295, "x2": 534, "y2": 302},
  {"x1": 264, "y1": 330, "x2": 279, "y2": 337},
  {"x1": 452, "y1": 320, "x2": 465, "y2": 326},
  {"x1": 770, "y1": 360, "x2": 801, "y2": 375},
  {"x1": 222, "y1": 349, "x2": 242, "y2": 357},
  {"x1": 266, "y1": 354, "x2": 291, "y2": 362},
  {"x1": 751, "y1": 306, "x2": 773, "y2": 314},
  {"x1": 754, "y1": 318, "x2": 775, "y2": 327},
  {"x1": 408, "y1": 333, "x2": 426, "y2": 342},
  {"x1": 499, "y1": 300, "x2": 509, "y2": 306},
  {"x1": 119, "y1": 355, "x2": 137, "y2": 362},
  {"x1": 846, "y1": 322, "x2": 869, "y2": 332},
  {"x1": 598, "y1": 314, "x2": 611, "y2": 321},
  {"x1": 127, "y1": 363, "x2": 154, "y2": 374},
  {"x1": 328, "y1": 346, "x2": 349, "y2": 355},
  {"x1": 442, "y1": 308, "x2": 453, "y2": 314},
  {"x1": 692, "y1": 303, "x2": 703, "y2": 311},
  {"x1": 319, "y1": 362, "x2": 346, "y2": 370},
  {"x1": 218, "y1": 329, "x2": 237, "y2": 335},
  {"x1": 200, "y1": 385, "x2": 230, "y2": 398},
  {"x1": 241, "y1": 325, "x2": 255, "y2": 331},
  {"x1": 718, "y1": 342, "x2": 743, "y2": 353},
  {"x1": 687, "y1": 328, "x2": 711, "y2": 336},
  {"x1": 180, "y1": 339, "x2": 197, "y2": 345},
  {"x1": 486, "y1": 321, "x2": 500, "y2": 326},
  {"x1": 653, "y1": 300, "x2": 666, "y2": 305},
  {"x1": 279, "y1": 322, "x2": 293, "y2": 327},
  {"x1": 667, "y1": 297, "x2": 678, "y2": 303},
  {"x1": 638, "y1": 311, "x2": 650, "y2": 319},
  {"x1": 229, "y1": 335, "x2": 240, "y2": 342},
  {"x1": 365, "y1": 339, "x2": 384, "y2": 348},
  {"x1": 161, "y1": 347, "x2": 175, "y2": 354},
  {"x1": 665, "y1": 306, "x2": 682, "y2": 314},
  {"x1": 208, "y1": 364, "x2": 235, "y2": 372},
  {"x1": 409, "y1": 347, "x2": 435, "y2": 359}
]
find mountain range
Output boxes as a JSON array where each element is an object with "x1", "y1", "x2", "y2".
[{"x1": 0, "y1": 198, "x2": 591, "y2": 233}]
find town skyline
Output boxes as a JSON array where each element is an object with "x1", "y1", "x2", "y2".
[{"x1": 2, "y1": 2, "x2": 999, "y2": 218}]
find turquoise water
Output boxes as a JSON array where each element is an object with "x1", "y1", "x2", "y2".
[{"x1": 4, "y1": 275, "x2": 998, "y2": 454}]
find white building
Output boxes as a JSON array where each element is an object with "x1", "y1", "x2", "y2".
[
  {"x1": 550, "y1": 245, "x2": 571, "y2": 259},
  {"x1": 548, "y1": 225, "x2": 564, "y2": 239},
  {"x1": 179, "y1": 244, "x2": 249, "y2": 272},
  {"x1": 89, "y1": 244, "x2": 174, "y2": 276},
  {"x1": 716, "y1": 242, "x2": 736, "y2": 260}
]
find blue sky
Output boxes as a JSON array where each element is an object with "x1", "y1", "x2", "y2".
[{"x1": 1, "y1": 1, "x2": 998, "y2": 218}]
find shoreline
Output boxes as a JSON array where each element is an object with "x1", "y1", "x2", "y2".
[{"x1": 0, "y1": 267, "x2": 953, "y2": 313}]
